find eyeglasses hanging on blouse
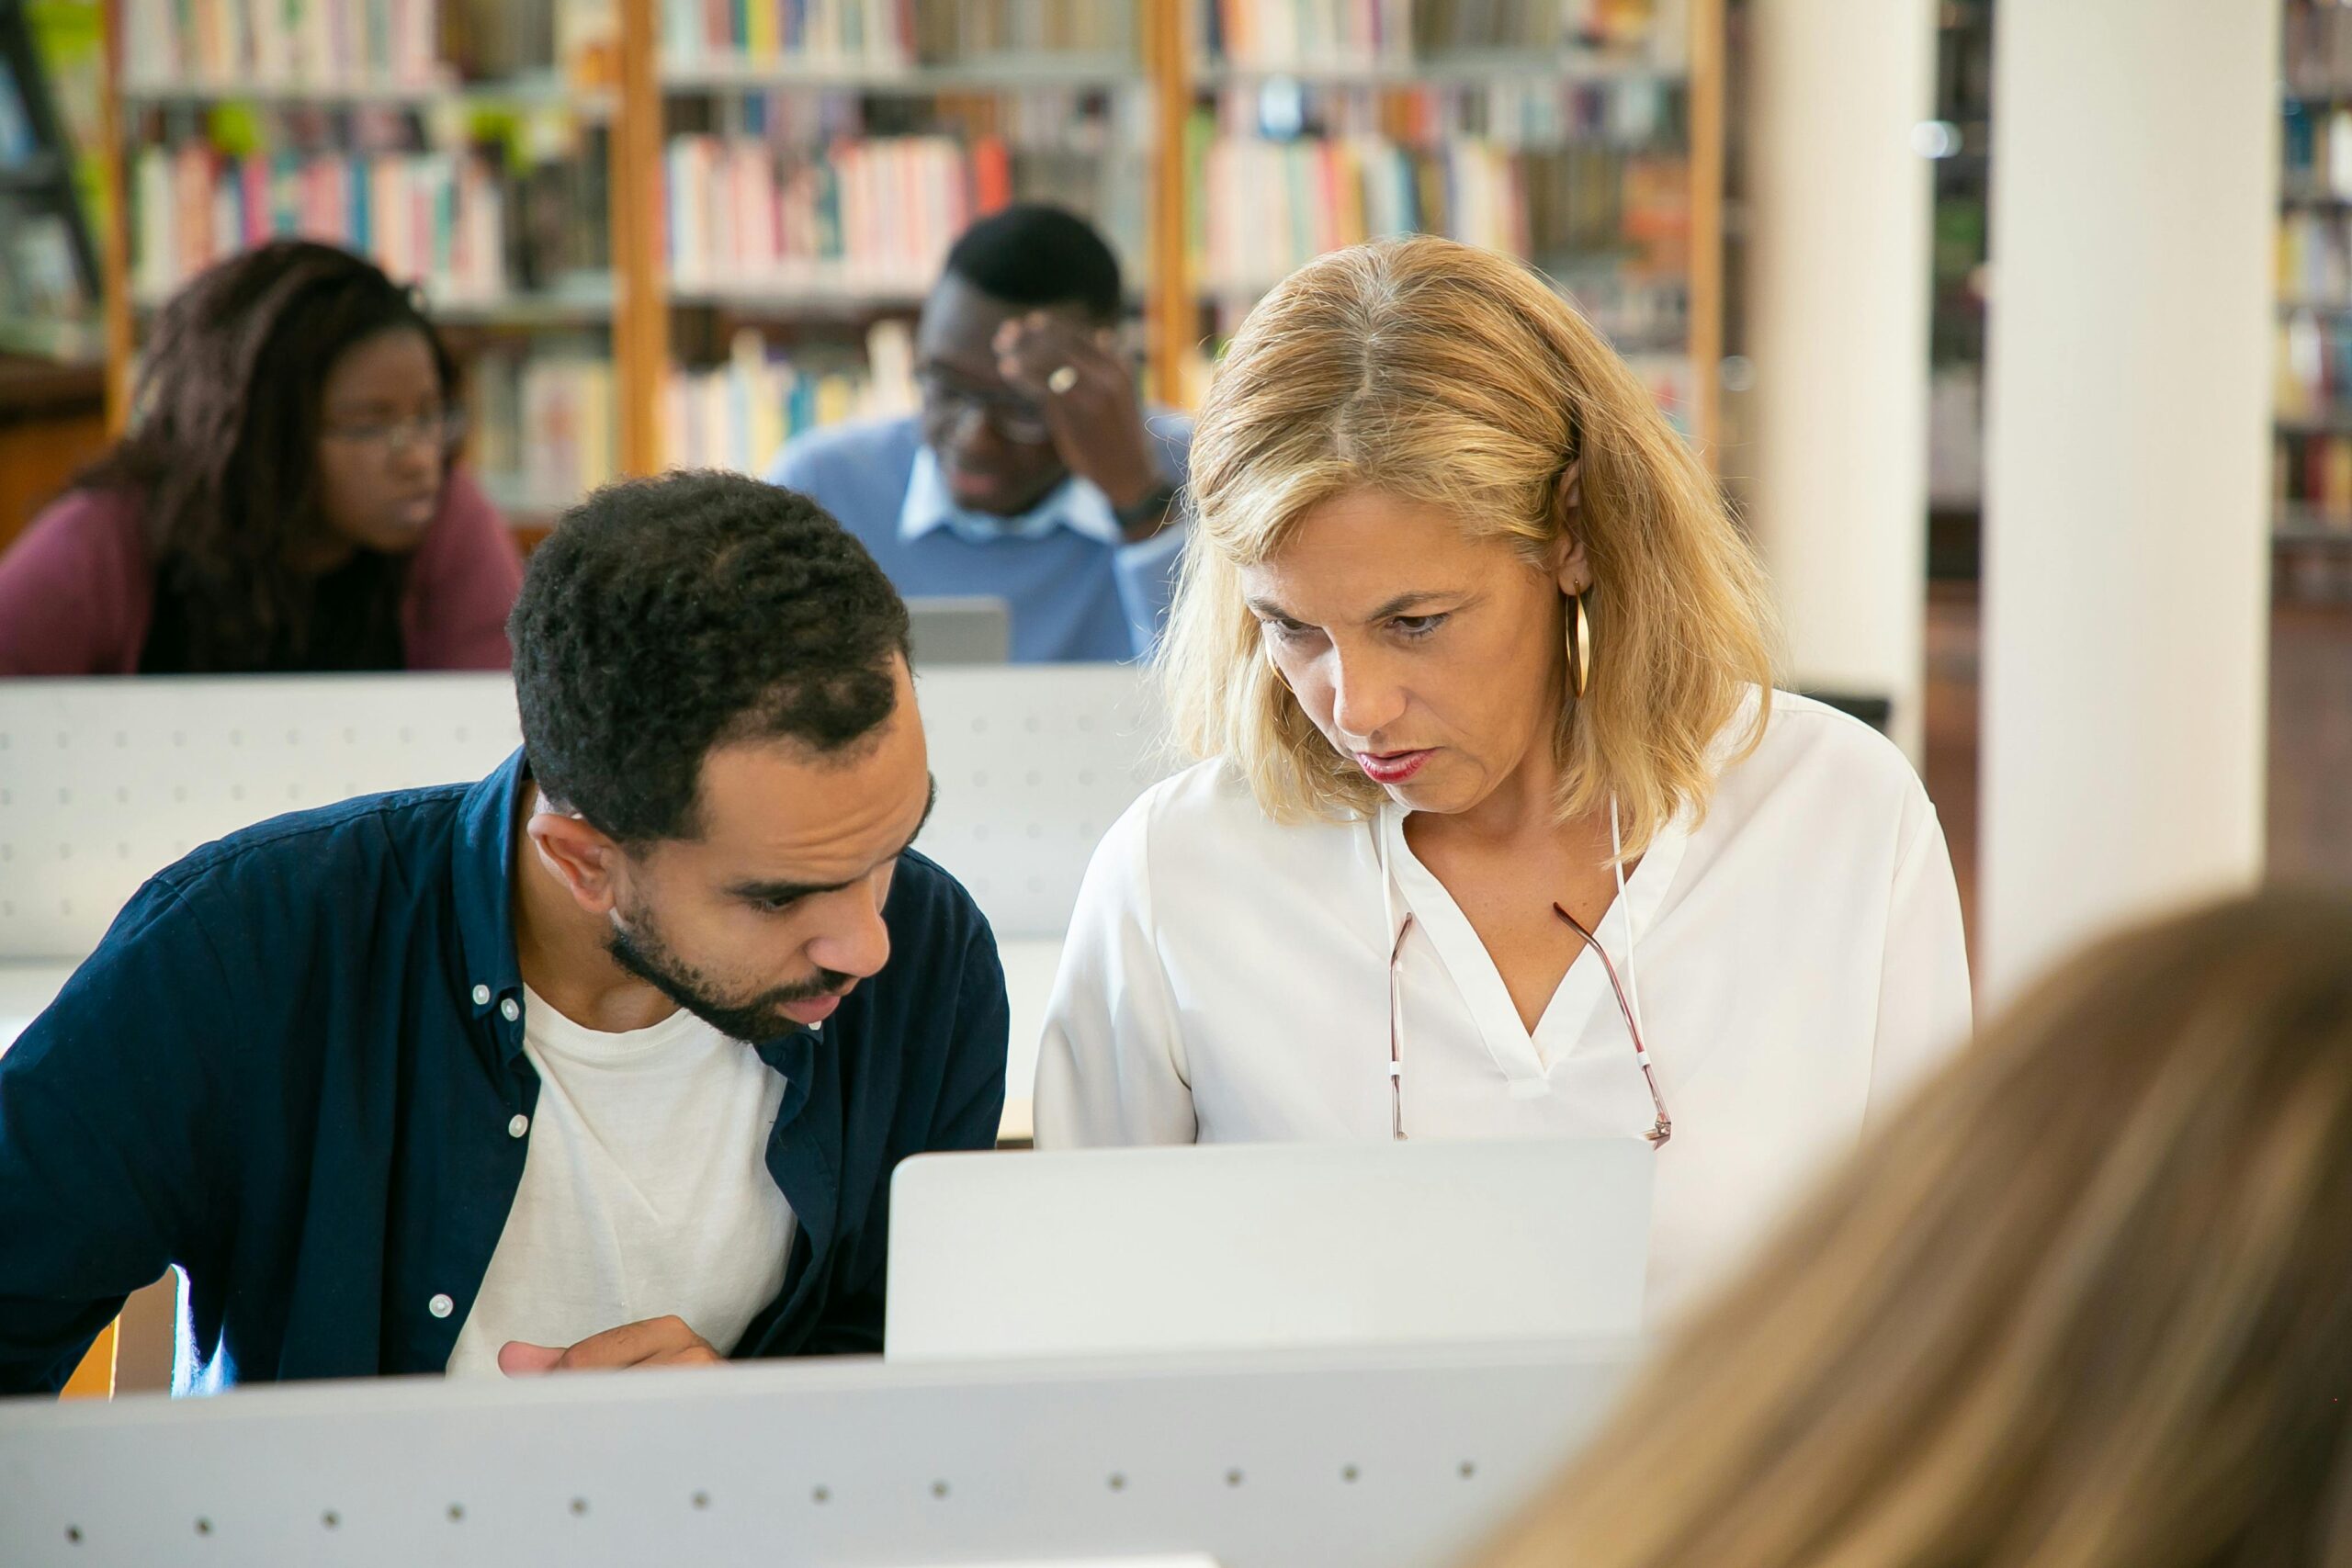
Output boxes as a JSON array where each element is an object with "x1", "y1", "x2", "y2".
[{"x1": 1384, "y1": 797, "x2": 1672, "y2": 1147}]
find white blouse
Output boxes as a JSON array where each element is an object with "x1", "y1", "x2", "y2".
[{"x1": 1033, "y1": 692, "x2": 1973, "y2": 1317}]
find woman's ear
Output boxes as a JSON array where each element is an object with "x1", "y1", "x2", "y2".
[{"x1": 1551, "y1": 460, "x2": 1591, "y2": 595}]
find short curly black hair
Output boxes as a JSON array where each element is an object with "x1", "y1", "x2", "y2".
[{"x1": 509, "y1": 470, "x2": 911, "y2": 845}]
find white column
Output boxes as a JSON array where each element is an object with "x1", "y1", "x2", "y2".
[
  {"x1": 1979, "y1": 1, "x2": 2278, "y2": 1001},
  {"x1": 1744, "y1": 0, "x2": 1938, "y2": 761}
]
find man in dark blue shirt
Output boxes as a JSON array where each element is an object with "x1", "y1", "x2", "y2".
[{"x1": 0, "y1": 471, "x2": 1008, "y2": 1394}]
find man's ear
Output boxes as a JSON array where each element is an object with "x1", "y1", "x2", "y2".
[
  {"x1": 526, "y1": 809, "x2": 627, "y2": 917},
  {"x1": 1551, "y1": 460, "x2": 1591, "y2": 595}
]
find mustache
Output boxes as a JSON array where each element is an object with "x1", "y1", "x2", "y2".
[{"x1": 759, "y1": 968, "x2": 856, "y2": 1005}]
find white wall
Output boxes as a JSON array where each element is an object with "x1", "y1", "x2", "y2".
[
  {"x1": 1744, "y1": 0, "x2": 1938, "y2": 761},
  {"x1": 1979, "y1": 0, "x2": 2279, "y2": 1001}
]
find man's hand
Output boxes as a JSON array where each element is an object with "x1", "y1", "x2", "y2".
[
  {"x1": 497, "y1": 1314, "x2": 724, "y2": 1375},
  {"x1": 994, "y1": 312, "x2": 1168, "y2": 530}
]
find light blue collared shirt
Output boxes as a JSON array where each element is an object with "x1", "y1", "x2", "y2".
[{"x1": 768, "y1": 413, "x2": 1192, "y2": 663}]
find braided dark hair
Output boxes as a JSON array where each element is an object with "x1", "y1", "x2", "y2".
[{"x1": 79, "y1": 240, "x2": 455, "y2": 670}]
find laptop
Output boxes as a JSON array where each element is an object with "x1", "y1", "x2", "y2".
[
  {"x1": 885, "y1": 1138, "x2": 1656, "y2": 1361},
  {"x1": 907, "y1": 594, "x2": 1012, "y2": 665}
]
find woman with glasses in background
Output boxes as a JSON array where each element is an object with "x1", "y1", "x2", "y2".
[
  {"x1": 0, "y1": 240, "x2": 519, "y2": 675},
  {"x1": 1035, "y1": 236, "x2": 1972, "y2": 1315}
]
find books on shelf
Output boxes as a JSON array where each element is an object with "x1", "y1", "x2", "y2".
[
  {"x1": 2277, "y1": 309, "x2": 2350, "y2": 426},
  {"x1": 2277, "y1": 430, "x2": 2352, "y2": 529},
  {"x1": 1205, "y1": 0, "x2": 1410, "y2": 71},
  {"x1": 467, "y1": 344, "x2": 616, "y2": 510},
  {"x1": 667, "y1": 132, "x2": 987, "y2": 296},
  {"x1": 2282, "y1": 102, "x2": 2352, "y2": 198},
  {"x1": 121, "y1": 0, "x2": 448, "y2": 92},
  {"x1": 662, "y1": 321, "x2": 917, "y2": 474},
  {"x1": 1193, "y1": 126, "x2": 1687, "y2": 306},
  {"x1": 2286, "y1": 0, "x2": 2352, "y2": 98},
  {"x1": 2280, "y1": 208, "x2": 2352, "y2": 308},
  {"x1": 909, "y1": 0, "x2": 1130, "y2": 62},
  {"x1": 132, "y1": 142, "x2": 511, "y2": 303},
  {"x1": 1203, "y1": 0, "x2": 1667, "y2": 71},
  {"x1": 662, "y1": 0, "x2": 914, "y2": 73},
  {"x1": 1417, "y1": 0, "x2": 1662, "y2": 53},
  {"x1": 661, "y1": 0, "x2": 1131, "y2": 73}
]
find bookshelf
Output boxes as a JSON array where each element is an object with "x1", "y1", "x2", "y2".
[
  {"x1": 0, "y1": 0, "x2": 106, "y2": 366},
  {"x1": 1183, "y1": 0, "x2": 1718, "y2": 434},
  {"x1": 2278, "y1": 0, "x2": 2352, "y2": 604},
  {"x1": 61, "y1": 0, "x2": 1726, "y2": 527}
]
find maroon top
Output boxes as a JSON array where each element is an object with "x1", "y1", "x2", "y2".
[{"x1": 0, "y1": 469, "x2": 523, "y2": 675}]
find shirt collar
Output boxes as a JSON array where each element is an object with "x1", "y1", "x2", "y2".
[
  {"x1": 451, "y1": 749, "x2": 529, "y2": 1067},
  {"x1": 899, "y1": 444, "x2": 1123, "y2": 547},
  {"x1": 449, "y1": 747, "x2": 826, "y2": 1090}
]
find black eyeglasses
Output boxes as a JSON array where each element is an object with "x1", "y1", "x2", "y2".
[
  {"x1": 917, "y1": 370, "x2": 1053, "y2": 446},
  {"x1": 321, "y1": 408, "x2": 468, "y2": 458},
  {"x1": 1386, "y1": 903, "x2": 1671, "y2": 1146}
]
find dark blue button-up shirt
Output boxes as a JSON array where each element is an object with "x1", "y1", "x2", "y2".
[{"x1": 0, "y1": 750, "x2": 1008, "y2": 1394}]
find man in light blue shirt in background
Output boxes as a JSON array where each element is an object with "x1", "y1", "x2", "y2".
[{"x1": 766, "y1": 205, "x2": 1189, "y2": 663}]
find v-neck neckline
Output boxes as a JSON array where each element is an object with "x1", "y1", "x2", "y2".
[{"x1": 1377, "y1": 802, "x2": 1692, "y2": 1094}]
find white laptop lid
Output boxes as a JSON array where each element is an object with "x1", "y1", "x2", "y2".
[{"x1": 885, "y1": 1139, "x2": 1656, "y2": 1362}]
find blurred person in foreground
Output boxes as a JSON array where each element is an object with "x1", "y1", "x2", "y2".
[{"x1": 1474, "y1": 887, "x2": 2352, "y2": 1568}]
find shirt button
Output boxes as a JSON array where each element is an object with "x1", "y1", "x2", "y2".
[
  {"x1": 428, "y1": 1293, "x2": 453, "y2": 1319},
  {"x1": 500, "y1": 998, "x2": 520, "y2": 1022},
  {"x1": 470, "y1": 984, "x2": 490, "y2": 1006},
  {"x1": 507, "y1": 1114, "x2": 529, "y2": 1139}
]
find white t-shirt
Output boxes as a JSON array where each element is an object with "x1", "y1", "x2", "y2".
[
  {"x1": 1034, "y1": 691, "x2": 1973, "y2": 1319},
  {"x1": 446, "y1": 988, "x2": 796, "y2": 1376}
]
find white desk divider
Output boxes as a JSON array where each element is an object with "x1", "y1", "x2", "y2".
[
  {"x1": 0, "y1": 665, "x2": 1170, "y2": 959},
  {"x1": 0, "y1": 1339, "x2": 1634, "y2": 1567}
]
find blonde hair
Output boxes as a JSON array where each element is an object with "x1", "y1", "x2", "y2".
[
  {"x1": 1160, "y1": 235, "x2": 1777, "y2": 853},
  {"x1": 1476, "y1": 889, "x2": 2352, "y2": 1568}
]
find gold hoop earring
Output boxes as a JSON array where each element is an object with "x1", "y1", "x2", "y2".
[
  {"x1": 1264, "y1": 647, "x2": 1295, "y2": 695},
  {"x1": 1569, "y1": 592, "x2": 1593, "y2": 699}
]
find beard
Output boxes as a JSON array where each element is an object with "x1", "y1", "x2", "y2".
[{"x1": 606, "y1": 896, "x2": 853, "y2": 1043}]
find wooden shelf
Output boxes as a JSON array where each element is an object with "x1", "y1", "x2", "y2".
[
  {"x1": 87, "y1": 0, "x2": 1728, "y2": 469},
  {"x1": 668, "y1": 283, "x2": 931, "y2": 315},
  {"x1": 0, "y1": 317, "x2": 105, "y2": 364},
  {"x1": 1197, "y1": 49, "x2": 1678, "y2": 89},
  {"x1": 119, "y1": 71, "x2": 614, "y2": 113},
  {"x1": 660, "y1": 55, "x2": 1138, "y2": 93},
  {"x1": 0, "y1": 154, "x2": 67, "y2": 191},
  {"x1": 130, "y1": 277, "x2": 618, "y2": 326},
  {"x1": 2277, "y1": 506, "x2": 2352, "y2": 543}
]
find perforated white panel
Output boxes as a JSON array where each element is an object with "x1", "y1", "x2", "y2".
[
  {"x1": 0, "y1": 666, "x2": 1170, "y2": 960},
  {"x1": 0, "y1": 1340, "x2": 1634, "y2": 1568},
  {"x1": 911, "y1": 663, "x2": 1171, "y2": 940},
  {"x1": 0, "y1": 675, "x2": 520, "y2": 959}
]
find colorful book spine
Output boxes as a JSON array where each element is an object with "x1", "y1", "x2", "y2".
[
  {"x1": 660, "y1": 321, "x2": 917, "y2": 475},
  {"x1": 2279, "y1": 208, "x2": 2352, "y2": 306},
  {"x1": 133, "y1": 143, "x2": 509, "y2": 302},
  {"x1": 667, "y1": 133, "x2": 1015, "y2": 295},
  {"x1": 121, "y1": 0, "x2": 447, "y2": 90},
  {"x1": 1204, "y1": 0, "x2": 1662, "y2": 68},
  {"x1": 466, "y1": 345, "x2": 620, "y2": 508},
  {"x1": 661, "y1": 0, "x2": 915, "y2": 69}
]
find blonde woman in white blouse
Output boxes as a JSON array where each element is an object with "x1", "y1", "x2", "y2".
[{"x1": 1034, "y1": 235, "x2": 1971, "y2": 1314}]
